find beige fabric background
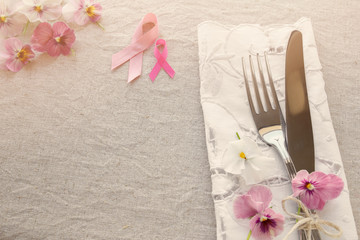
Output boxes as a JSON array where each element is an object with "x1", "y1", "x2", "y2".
[{"x1": 0, "y1": 0, "x2": 358, "y2": 239}]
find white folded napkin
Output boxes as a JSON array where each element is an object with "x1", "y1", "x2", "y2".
[{"x1": 197, "y1": 17, "x2": 358, "y2": 240}]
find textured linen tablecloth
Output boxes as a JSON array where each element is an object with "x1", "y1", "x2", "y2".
[
  {"x1": 0, "y1": 0, "x2": 359, "y2": 239},
  {"x1": 198, "y1": 17, "x2": 357, "y2": 240}
]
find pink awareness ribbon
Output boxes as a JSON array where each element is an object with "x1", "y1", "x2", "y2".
[
  {"x1": 111, "y1": 13, "x2": 159, "y2": 83},
  {"x1": 149, "y1": 39, "x2": 175, "y2": 82}
]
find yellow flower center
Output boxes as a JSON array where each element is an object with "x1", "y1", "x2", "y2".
[
  {"x1": 0, "y1": 15, "x2": 7, "y2": 23},
  {"x1": 86, "y1": 5, "x2": 96, "y2": 17},
  {"x1": 260, "y1": 216, "x2": 268, "y2": 222},
  {"x1": 16, "y1": 48, "x2": 30, "y2": 63},
  {"x1": 306, "y1": 183, "x2": 315, "y2": 190},
  {"x1": 55, "y1": 37, "x2": 62, "y2": 43},
  {"x1": 239, "y1": 152, "x2": 247, "y2": 160},
  {"x1": 34, "y1": 5, "x2": 43, "y2": 13}
]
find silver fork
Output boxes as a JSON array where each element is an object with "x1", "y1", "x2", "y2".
[
  {"x1": 242, "y1": 53, "x2": 321, "y2": 240},
  {"x1": 242, "y1": 53, "x2": 297, "y2": 179}
]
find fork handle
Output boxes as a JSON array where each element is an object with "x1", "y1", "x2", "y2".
[
  {"x1": 262, "y1": 129, "x2": 297, "y2": 179},
  {"x1": 263, "y1": 129, "x2": 322, "y2": 240}
]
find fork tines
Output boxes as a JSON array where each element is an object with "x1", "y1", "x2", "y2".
[
  {"x1": 242, "y1": 53, "x2": 282, "y2": 130},
  {"x1": 242, "y1": 53, "x2": 280, "y2": 115}
]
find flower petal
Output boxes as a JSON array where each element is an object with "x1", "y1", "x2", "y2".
[
  {"x1": 2, "y1": 0, "x2": 23, "y2": 14},
  {"x1": 40, "y1": 4, "x2": 62, "y2": 22},
  {"x1": 292, "y1": 170, "x2": 344, "y2": 210},
  {"x1": 308, "y1": 171, "x2": 328, "y2": 184},
  {"x1": 6, "y1": 57, "x2": 25, "y2": 72},
  {"x1": 31, "y1": 22, "x2": 53, "y2": 52},
  {"x1": 0, "y1": 12, "x2": 27, "y2": 37},
  {"x1": 89, "y1": 3, "x2": 101, "y2": 22},
  {"x1": 61, "y1": 2, "x2": 77, "y2": 22},
  {"x1": 44, "y1": 0, "x2": 63, "y2": 4},
  {"x1": 73, "y1": 9, "x2": 90, "y2": 25},
  {"x1": 21, "y1": 44, "x2": 35, "y2": 64},
  {"x1": 61, "y1": 28, "x2": 76, "y2": 48},
  {"x1": 250, "y1": 208, "x2": 284, "y2": 240},
  {"x1": 242, "y1": 156, "x2": 276, "y2": 184},
  {"x1": 320, "y1": 174, "x2": 344, "y2": 200},
  {"x1": 222, "y1": 137, "x2": 278, "y2": 183},
  {"x1": 20, "y1": 5, "x2": 41, "y2": 22},
  {"x1": 22, "y1": 0, "x2": 37, "y2": 6},
  {"x1": 52, "y1": 21, "x2": 71, "y2": 36},
  {"x1": 291, "y1": 170, "x2": 309, "y2": 197},
  {"x1": 250, "y1": 214, "x2": 272, "y2": 240},
  {"x1": 222, "y1": 137, "x2": 259, "y2": 175},
  {"x1": 46, "y1": 39, "x2": 72, "y2": 57},
  {"x1": 46, "y1": 39, "x2": 61, "y2": 57},
  {"x1": 233, "y1": 194, "x2": 259, "y2": 219},
  {"x1": 0, "y1": 39, "x2": 9, "y2": 70},
  {"x1": 4, "y1": 37, "x2": 22, "y2": 55},
  {"x1": 222, "y1": 140, "x2": 246, "y2": 174},
  {"x1": 247, "y1": 185, "x2": 272, "y2": 212},
  {"x1": 300, "y1": 190, "x2": 326, "y2": 210}
]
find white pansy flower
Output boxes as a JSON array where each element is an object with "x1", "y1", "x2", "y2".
[
  {"x1": 0, "y1": 0, "x2": 27, "y2": 37},
  {"x1": 20, "y1": 0, "x2": 62, "y2": 22},
  {"x1": 222, "y1": 137, "x2": 275, "y2": 184}
]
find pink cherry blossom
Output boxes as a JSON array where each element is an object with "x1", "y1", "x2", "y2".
[
  {"x1": 62, "y1": 0, "x2": 102, "y2": 26},
  {"x1": 292, "y1": 170, "x2": 344, "y2": 210},
  {"x1": 0, "y1": 37, "x2": 35, "y2": 72},
  {"x1": 0, "y1": 0, "x2": 28, "y2": 37},
  {"x1": 31, "y1": 21, "x2": 76, "y2": 57},
  {"x1": 20, "y1": 0, "x2": 62, "y2": 23},
  {"x1": 233, "y1": 185, "x2": 284, "y2": 240}
]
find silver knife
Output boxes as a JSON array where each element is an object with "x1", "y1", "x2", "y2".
[
  {"x1": 285, "y1": 30, "x2": 320, "y2": 240},
  {"x1": 285, "y1": 30, "x2": 315, "y2": 173}
]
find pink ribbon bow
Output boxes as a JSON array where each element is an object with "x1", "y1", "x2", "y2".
[
  {"x1": 111, "y1": 13, "x2": 159, "y2": 83},
  {"x1": 149, "y1": 39, "x2": 175, "y2": 82}
]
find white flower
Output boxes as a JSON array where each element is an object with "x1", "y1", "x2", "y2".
[
  {"x1": 0, "y1": 0, "x2": 27, "y2": 37},
  {"x1": 62, "y1": 0, "x2": 102, "y2": 26},
  {"x1": 20, "y1": 0, "x2": 62, "y2": 22},
  {"x1": 222, "y1": 137, "x2": 275, "y2": 184}
]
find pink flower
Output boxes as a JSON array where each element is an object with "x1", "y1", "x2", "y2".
[
  {"x1": 62, "y1": 0, "x2": 102, "y2": 25},
  {"x1": 0, "y1": 38, "x2": 35, "y2": 72},
  {"x1": 250, "y1": 208, "x2": 285, "y2": 240},
  {"x1": 31, "y1": 21, "x2": 76, "y2": 57},
  {"x1": 234, "y1": 185, "x2": 272, "y2": 219},
  {"x1": 292, "y1": 170, "x2": 344, "y2": 210},
  {"x1": 0, "y1": 0, "x2": 28, "y2": 37},
  {"x1": 234, "y1": 185, "x2": 284, "y2": 240},
  {"x1": 20, "y1": 0, "x2": 62, "y2": 23}
]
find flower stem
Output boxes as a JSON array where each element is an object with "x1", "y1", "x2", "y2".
[
  {"x1": 236, "y1": 132, "x2": 240, "y2": 140},
  {"x1": 246, "y1": 230, "x2": 252, "y2": 240},
  {"x1": 71, "y1": 49, "x2": 76, "y2": 56},
  {"x1": 96, "y1": 21, "x2": 105, "y2": 31},
  {"x1": 296, "y1": 204, "x2": 301, "y2": 222},
  {"x1": 23, "y1": 20, "x2": 30, "y2": 35}
]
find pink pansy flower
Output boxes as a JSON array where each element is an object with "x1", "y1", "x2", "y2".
[
  {"x1": 62, "y1": 0, "x2": 102, "y2": 25},
  {"x1": 292, "y1": 170, "x2": 344, "y2": 210},
  {"x1": 20, "y1": 0, "x2": 62, "y2": 22},
  {"x1": 234, "y1": 185, "x2": 284, "y2": 240},
  {"x1": 31, "y1": 21, "x2": 76, "y2": 57},
  {"x1": 0, "y1": 37, "x2": 35, "y2": 72},
  {"x1": 0, "y1": 0, "x2": 28, "y2": 37},
  {"x1": 249, "y1": 208, "x2": 285, "y2": 240}
]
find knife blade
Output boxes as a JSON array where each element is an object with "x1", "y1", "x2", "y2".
[{"x1": 285, "y1": 30, "x2": 315, "y2": 173}]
